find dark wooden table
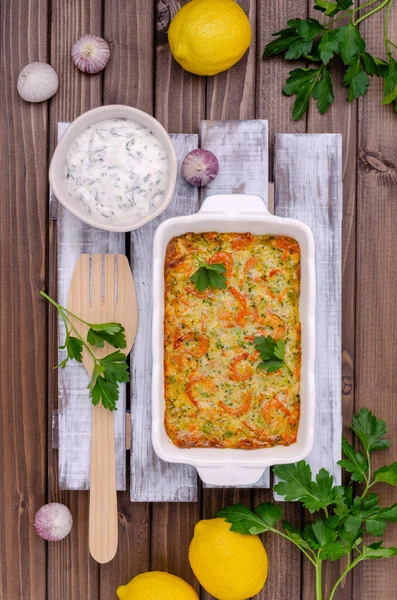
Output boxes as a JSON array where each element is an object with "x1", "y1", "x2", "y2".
[{"x1": 1, "y1": 1, "x2": 397, "y2": 598}]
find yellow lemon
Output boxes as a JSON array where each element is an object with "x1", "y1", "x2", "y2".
[
  {"x1": 189, "y1": 518, "x2": 268, "y2": 600},
  {"x1": 116, "y1": 571, "x2": 199, "y2": 600},
  {"x1": 168, "y1": 0, "x2": 252, "y2": 76}
]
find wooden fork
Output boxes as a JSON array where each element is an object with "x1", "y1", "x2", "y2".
[{"x1": 67, "y1": 254, "x2": 138, "y2": 563}]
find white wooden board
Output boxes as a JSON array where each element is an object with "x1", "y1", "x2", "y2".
[
  {"x1": 274, "y1": 133, "x2": 342, "y2": 497},
  {"x1": 54, "y1": 123, "x2": 127, "y2": 490},
  {"x1": 129, "y1": 134, "x2": 199, "y2": 502},
  {"x1": 201, "y1": 119, "x2": 271, "y2": 489}
]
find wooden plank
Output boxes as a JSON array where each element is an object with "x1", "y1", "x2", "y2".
[
  {"x1": 301, "y1": 3, "x2": 358, "y2": 597},
  {"x1": 100, "y1": 0, "x2": 154, "y2": 590},
  {"x1": 55, "y1": 123, "x2": 127, "y2": 492},
  {"x1": 156, "y1": 0, "x2": 205, "y2": 133},
  {"x1": 206, "y1": 0, "x2": 257, "y2": 120},
  {"x1": 274, "y1": 134, "x2": 343, "y2": 490},
  {"x1": 255, "y1": 6, "x2": 307, "y2": 596},
  {"x1": 47, "y1": 2, "x2": 102, "y2": 597},
  {"x1": 129, "y1": 134, "x2": 199, "y2": 502},
  {"x1": 256, "y1": 0, "x2": 307, "y2": 173},
  {"x1": 200, "y1": 119, "x2": 270, "y2": 489},
  {"x1": 353, "y1": 3, "x2": 397, "y2": 598},
  {"x1": 151, "y1": 501, "x2": 201, "y2": 595},
  {"x1": 0, "y1": 2, "x2": 48, "y2": 598}
]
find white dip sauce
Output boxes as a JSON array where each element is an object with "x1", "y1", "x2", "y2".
[{"x1": 65, "y1": 118, "x2": 168, "y2": 221}]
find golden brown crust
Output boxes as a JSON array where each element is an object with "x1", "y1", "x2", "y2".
[{"x1": 164, "y1": 232, "x2": 301, "y2": 449}]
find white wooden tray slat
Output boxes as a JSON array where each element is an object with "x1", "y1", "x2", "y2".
[
  {"x1": 129, "y1": 134, "x2": 199, "y2": 502},
  {"x1": 200, "y1": 119, "x2": 271, "y2": 489},
  {"x1": 56, "y1": 121, "x2": 127, "y2": 491},
  {"x1": 274, "y1": 133, "x2": 342, "y2": 498}
]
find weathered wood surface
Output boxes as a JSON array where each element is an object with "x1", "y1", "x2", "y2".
[
  {"x1": 130, "y1": 133, "x2": 199, "y2": 502},
  {"x1": 353, "y1": 3, "x2": 397, "y2": 598},
  {"x1": 274, "y1": 134, "x2": 343, "y2": 491},
  {"x1": 2, "y1": 1, "x2": 397, "y2": 599},
  {"x1": 0, "y1": 2, "x2": 49, "y2": 599}
]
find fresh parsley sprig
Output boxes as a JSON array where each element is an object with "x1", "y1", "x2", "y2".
[
  {"x1": 190, "y1": 256, "x2": 227, "y2": 292},
  {"x1": 254, "y1": 335, "x2": 291, "y2": 373},
  {"x1": 263, "y1": 0, "x2": 397, "y2": 119},
  {"x1": 217, "y1": 408, "x2": 397, "y2": 600},
  {"x1": 41, "y1": 291, "x2": 129, "y2": 411}
]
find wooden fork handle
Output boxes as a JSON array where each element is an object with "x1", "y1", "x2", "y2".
[{"x1": 89, "y1": 403, "x2": 118, "y2": 563}]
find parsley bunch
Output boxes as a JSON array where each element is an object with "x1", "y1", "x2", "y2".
[
  {"x1": 264, "y1": 0, "x2": 397, "y2": 119},
  {"x1": 217, "y1": 408, "x2": 397, "y2": 600},
  {"x1": 41, "y1": 291, "x2": 129, "y2": 411}
]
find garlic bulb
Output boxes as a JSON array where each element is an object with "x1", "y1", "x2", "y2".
[
  {"x1": 34, "y1": 503, "x2": 73, "y2": 542},
  {"x1": 72, "y1": 34, "x2": 110, "y2": 74},
  {"x1": 17, "y1": 62, "x2": 59, "y2": 103},
  {"x1": 182, "y1": 149, "x2": 220, "y2": 187}
]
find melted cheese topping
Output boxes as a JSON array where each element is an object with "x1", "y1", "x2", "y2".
[{"x1": 164, "y1": 232, "x2": 301, "y2": 449}]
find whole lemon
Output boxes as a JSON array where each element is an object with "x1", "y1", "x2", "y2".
[
  {"x1": 168, "y1": 0, "x2": 252, "y2": 76},
  {"x1": 116, "y1": 571, "x2": 199, "y2": 600},
  {"x1": 189, "y1": 518, "x2": 268, "y2": 600}
]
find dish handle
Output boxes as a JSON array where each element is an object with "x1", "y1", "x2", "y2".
[
  {"x1": 197, "y1": 465, "x2": 267, "y2": 487},
  {"x1": 199, "y1": 194, "x2": 270, "y2": 216}
]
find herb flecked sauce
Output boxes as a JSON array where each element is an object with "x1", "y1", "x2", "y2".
[{"x1": 65, "y1": 118, "x2": 168, "y2": 222}]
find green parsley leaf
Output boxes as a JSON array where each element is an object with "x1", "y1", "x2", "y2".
[
  {"x1": 216, "y1": 504, "x2": 267, "y2": 535},
  {"x1": 285, "y1": 39, "x2": 313, "y2": 60},
  {"x1": 337, "y1": 23, "x2": 366, "y2": 65},
  {"x1": 374, "y1": 462, "x2": 397, "y2": 486},
  {"x1": 313, "y1": 66, "x2": 335, "y2": 113},
  {"x1": 66, "y1": 336, "x2": 83, "y2": 362},
  {"x1": 98, "y1": 350, "x2": 130, "y2": 384},
  {"x1": 87, "y1": 351, "x2": 129, "y2": 411},
  {"x1": 283, "y1": 67, "x2": 323, "y2": 120},
  {"x1": 254, "y1": 502, "x2": 283, "y2": 529},
  {"x1": 338, "y1": 436, "x2": 368, "y2": 482},
  {"x1": 382, "y1": 57, "x2": 397, "y2": 110},
  {"x1": 263, "y1": 31, "x2": 300, "y2": 58},
  {"x1": 362, "y1": 544, "x2": 397, "y2": 559},
  {"x1": 87, "y1": 322, "x2": 127, "y2": 349},
  {"x1": 254, "y1": 335, "x2": 289, "y2": 373},
  {"x1": 190, "y1": 259, "x2": 227, "y2": 293},
  {"x1": 339, "y1": 523, "x2": 363, "y2": 550},
  {"x1": 274, "y1": 463, "x2": 344, "y2": 513},
  {"x1": 319, "y1": 30, "x2": 340, "y2": 65},
  {"x1": 351, "y1": 407, "x2": 391, "y2": 453},
  {"x1": 296, "y1": 18, "x2": 325, "y2": 41},
  {"x1": 343, "y1": 57, "x2": 370, "y2": 102},
  {"x1": 90, "y1": 374, "x2": 119, "y2": 411},
  {"x1": 314, "y1": 0, "x2": 353, "y2": 17}
]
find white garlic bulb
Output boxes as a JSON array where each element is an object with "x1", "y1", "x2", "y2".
[
  {"x1": 34, "y1": 503, "x2": 73, "y2": 541},
  {"x1": 17, "y1": 62, "x2": 59, "y2": 103},
  {"x1": 71, "y1": 34, "x2": 110, "y2": 74}
]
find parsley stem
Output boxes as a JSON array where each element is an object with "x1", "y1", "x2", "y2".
[
  {"x1": 40, "y1": 290, "x2": 94, "y2": 328},
  {"x1": 328, "y1": 555, "x2": 363, "y2": 600},
  {"x1": 383, "y1": 0, "x2": 395, "y2": 57},
  {"x1": 354, "y1": 0, "x2": 393, "y2": 26},
  {"x1": 325, "y1": 0, "x2": 381, "y2": 27},
  {"x1": 270, "y1": 528, "x2": 317, "y2": 566},
  {"x1": 315, "y1": 559, "x2": 323, "y2": 600},
  {"x1": 40, "y1": 290, "x2": 98, "y2": 365}
]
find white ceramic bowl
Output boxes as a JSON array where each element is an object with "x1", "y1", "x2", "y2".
[
  {"x1": 49, "y1": 105, "x2": 178, "y2": 232},
  {"x1": 152, "y1": 194, "x2": 316, "y2": 487}
]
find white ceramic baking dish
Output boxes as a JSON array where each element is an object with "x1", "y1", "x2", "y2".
[{"x1": 152, "y1": 194, "x2": 316, "y2": 486}]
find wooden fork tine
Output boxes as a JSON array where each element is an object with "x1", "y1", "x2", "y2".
[
  {"x1": 91, "y1": 254, "x2": 104, "y2": 308},
  {"x1": 104, "y1": 254, "x2": 116, "y2": 308}
]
